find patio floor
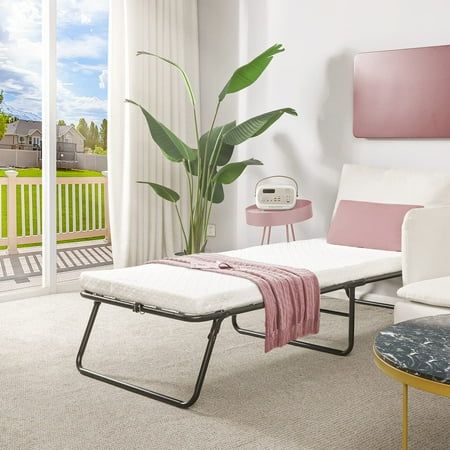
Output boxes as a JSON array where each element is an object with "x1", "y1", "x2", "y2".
[{"x1": 0, "y1": 241, "x2": 112, "y2": 291}]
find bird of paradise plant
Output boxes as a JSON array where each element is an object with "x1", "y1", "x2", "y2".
[{"x1": 126, "y1": 44, "x2": 297, "y2": 254}]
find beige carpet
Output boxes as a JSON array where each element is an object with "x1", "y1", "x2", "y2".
[{"x1": 0, "y1": 293, "x2": 448, "y2": 450}]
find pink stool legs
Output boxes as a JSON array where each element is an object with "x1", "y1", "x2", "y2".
[{"x1": 261, "y1": 224, "x2": 296, "y2": 244}]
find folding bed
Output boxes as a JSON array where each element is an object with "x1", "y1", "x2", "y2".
[{"x1": 76, "y1": 164, "x2": 450, "y2": 408}]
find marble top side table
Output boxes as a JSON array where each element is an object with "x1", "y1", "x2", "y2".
[{"x1": 373, "y1": 315, "x2": 450, "y2": 450}]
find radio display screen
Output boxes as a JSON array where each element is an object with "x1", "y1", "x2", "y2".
[{"x1": 262, "y1": 188, "x2": 276, "y2": 194}]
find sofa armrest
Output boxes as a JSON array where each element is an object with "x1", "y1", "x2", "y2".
[{"x1": 402, "y1": 206, "x2": 450, "y2": 285}]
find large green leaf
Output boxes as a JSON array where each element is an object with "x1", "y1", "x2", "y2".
[
  {"x1": 138, "y1": 181, "x2": 180, "y2": 203},
  {"x1": 199, "y1": 121, "x2": 236, "y2": 167},
  {"x1": 223, "y1": 108, "x2": 297, "y2": 145},
  {"x1": 206, "y1": 182, "x2": 224, "y2": 204},
  {"x1": 136, "y1": 51, "x2": 197, "y2": 108},
  {"x1": 126, "y1": 99, "x2": 197, "y2": 162},
  {"x1": 184, "y1": 160, "x2": 198, "y2": 176},
  {"x1": 219, "y1": 44, "x2": 284, "y2": 101},
  {"x1": 214, "y1": 159, "x2": 263, "y2": 185}
]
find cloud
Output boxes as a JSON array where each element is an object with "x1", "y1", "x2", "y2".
[
  {"x1": 56, "y1": 82, "x2": 107, "y2": 124},
  {"x1": 1, "y1": 79, "x2": 25, "y2": 94},
  {"x1": 58, "y1": 35, "x2": 107, "y2": 60},
  {"x1": 0, "y1": 64, "x2": 41, "y2": 113},
  {"x1": 58, "y1": 0, "x2": 108, "y2": 26},
  {"x1": 80, "y1": 14, "x2": 92, "y2": 25},
  {"x1": 0, "y1": 25, "x2": 8, "y2": 42},
  {"x1": 98, "y1": 69, "x2": 107, "y2": 89}
]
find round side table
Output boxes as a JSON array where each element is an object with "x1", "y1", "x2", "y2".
[
  {"x1": 246, "y1": 199, "x2": 313, "y2": 244},
  {"x1": 373, "y1": 315, "x2": 450, "y2": 450}
]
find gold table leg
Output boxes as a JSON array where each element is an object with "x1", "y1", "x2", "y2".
[{"x1": 403, "y1": 384, "x2": 408, "y2": 450}]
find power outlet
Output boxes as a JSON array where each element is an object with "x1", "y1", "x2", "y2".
[{"x1": 207, "y1": 224, "x2": 216, "y2": 237}]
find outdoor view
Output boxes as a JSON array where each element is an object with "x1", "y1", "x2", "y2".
[{"x1": 0, "y1": 0, "x2": 111, "y2": 291}]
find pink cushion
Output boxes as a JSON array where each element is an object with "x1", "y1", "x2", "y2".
[{"x1": 327, "y1": 200, "x2": 422, "y2": 251}]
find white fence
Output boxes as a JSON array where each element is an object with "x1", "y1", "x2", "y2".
[
  {"x1": 76, "y1": 153, "x2": 108, "y2": 172},
  {"x1": 0, "y1": 171, "x2": 110, "y2": 254},
  {"x1": 0, "y1": 149, "x2": 39, "y2": 168}
]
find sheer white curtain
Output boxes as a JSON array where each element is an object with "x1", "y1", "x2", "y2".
[{"x1": 108, "y1": 0, "x2": 200, "y2": 267}]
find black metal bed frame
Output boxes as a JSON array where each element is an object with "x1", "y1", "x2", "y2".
[{"x1": 76, "y1": 271, "x2": 401, "y2": 408}]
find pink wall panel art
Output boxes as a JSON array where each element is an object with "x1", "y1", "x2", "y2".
[{"x1": 353, "y1": 45, "x2": 450, "y2": 138}]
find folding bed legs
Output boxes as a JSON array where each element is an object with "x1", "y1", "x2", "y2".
[
  {"x1": 76, "y1": 286, "x2": 360, "y2": 408},
  {"x1": 232, "y1": 286, "x2": 356, "y2": 356},
  {"x1": 76, "y1": 301, "x2": 224, "y2": 409}
]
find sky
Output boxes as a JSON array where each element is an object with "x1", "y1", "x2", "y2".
[{"x1": 0, "y1": 0, "x2": 108, "y2": 125}]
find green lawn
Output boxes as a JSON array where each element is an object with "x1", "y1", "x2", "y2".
[{"x1": 0, "y1": 168, "x2": 106, "y2": 248}]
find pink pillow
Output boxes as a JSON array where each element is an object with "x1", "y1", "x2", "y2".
[{"x1": 327, "y1": 200, "x2": 422, "y2": 251}]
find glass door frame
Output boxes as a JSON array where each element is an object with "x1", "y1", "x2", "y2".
[
  {"x1": 0, "y1": 0, "x2": 59, "y2": 302},
  {"x1": 42, "y1": 0, "x2": 57, "y2": 292}
]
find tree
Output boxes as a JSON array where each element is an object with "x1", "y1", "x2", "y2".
[
  {"x1": 86, "y1": 121, "x2": 99, "y2": 150},
  {"x1": 93, "y1": 145, "x2": 106, "y2": 155},
  {"x1": 99, "y1": 118, "x2": 107, "y2": 151},
  {"x1": 57, "y1": 119, "x2": 66, "y2": 126},
  {"x1": 76, "y1": 118, "x2": 89, "y2": 145},
  {"x1": 0, "y1": 90, "x2": 8, "y2": 140}
]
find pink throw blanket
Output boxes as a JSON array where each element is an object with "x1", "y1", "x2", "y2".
[{"x1": 148, "y1": 253, "x2": 320, "y2": 352}]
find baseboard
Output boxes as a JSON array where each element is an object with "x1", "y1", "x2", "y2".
[
  {"x1": 0, "y1": 279, "x2": 80, "y2": 304},
  {"x1": 0, "y1": 286, "x2": 51, "y2": 303}
]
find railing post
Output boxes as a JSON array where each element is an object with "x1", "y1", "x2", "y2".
[
  {"x1": 102, "y1": 171, "x2": 110, "y2": 243},
  {"x1": 5, "y1": 170, "x2": 18, "y2": 255}
]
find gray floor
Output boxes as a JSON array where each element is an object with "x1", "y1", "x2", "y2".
[{"x1": 0, "y1": 293, "x2": 449, "y2": 449}]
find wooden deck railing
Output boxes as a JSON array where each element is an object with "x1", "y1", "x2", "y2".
[{"x1": 0, "y1": 170, "x2": 110, "y2": 254}]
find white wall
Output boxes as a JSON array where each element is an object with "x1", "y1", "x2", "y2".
[
  {"x1": 198, "y1": 0, "x2": 450, "y2": 301},
  {"x1": 198, "y1": 0, "x2": 240, "y2": 251},
  {"x1": 199, "y1": 0, "x2": 450, "y2": 251}
]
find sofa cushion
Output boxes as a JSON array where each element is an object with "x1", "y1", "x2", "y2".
[
  {"x1": 327, "y1": 200, "x2": 421, "y2": 251},
  {"x1": 334, "y1": 164, "x2": 450, "y2": 212},
  {"x1": 397, "y1": 276, "x2": 450, "y2": 307},
  {"x1": 394, "y1": 299, "x2": 449, "y2": 323}
]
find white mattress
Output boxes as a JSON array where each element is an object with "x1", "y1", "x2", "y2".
[{"x1": 80, "y1": 239, "x2": 402, "y2": 315}]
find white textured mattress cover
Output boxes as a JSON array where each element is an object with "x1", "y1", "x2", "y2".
[{"x1": 80, "y1": 238, "x2": 402, "y2": 315}]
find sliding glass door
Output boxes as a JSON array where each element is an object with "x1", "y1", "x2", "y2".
[{"x1": 0, "y1": 0, "x2": 110, "y2": 298}]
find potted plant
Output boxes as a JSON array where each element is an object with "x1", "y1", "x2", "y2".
[{"x1": 127, "y1": 44, "x2": 297, "y2": 254}]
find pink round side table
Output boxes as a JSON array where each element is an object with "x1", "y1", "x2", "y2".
[{"x1": 246, "y1": 199, "x2": 313, "y2": 244}]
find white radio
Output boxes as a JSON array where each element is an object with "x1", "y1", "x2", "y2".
[{"x1": 255, "y1": 176, "x2": 298, "y2": 210}]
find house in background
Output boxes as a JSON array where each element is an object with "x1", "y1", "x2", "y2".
[
  {"x1": 0, "y1": 120, "x2": 43, "y2": 151},
  {"x1": 0, "y1": 120, "x2": 85, "y2": 168},
  {"x1": 57, "y1": 125, "x2": 85, "y2": 154},
  {"x1": 0, "y1": 120, "x2": 85, "y2": 153}
]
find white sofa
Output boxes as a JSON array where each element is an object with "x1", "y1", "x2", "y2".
[
  {"x1": 330, "y1": 164, "x2": 450, "y2": 303},
  {"x1": 395, "y1": 206, "x2": 450, "y2": 323}
]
